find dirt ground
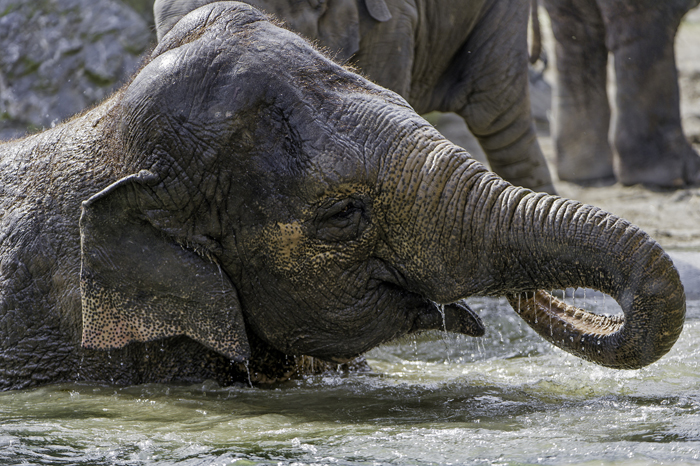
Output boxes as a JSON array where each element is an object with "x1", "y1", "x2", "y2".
[{"x1": 538, "y1": 8, "x2": 700, "y2": 251}]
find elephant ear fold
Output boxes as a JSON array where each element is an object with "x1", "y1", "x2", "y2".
[
  {"x1": 79, "y1": 171, "x2": 250, "y2": 362},
  {"x1": 365, "y1": 0, "x2": 392, "y2": 22},
  {"x1": 317, "y1": 0, "x2": 361, "y2": 62}
]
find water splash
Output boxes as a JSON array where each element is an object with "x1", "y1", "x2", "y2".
[
  {"x1": 477, "y1": 337, "x2": 486, "y2": 359},
  {"x1": 5, "y1": 294, "x2": 700, "y2": 465}
]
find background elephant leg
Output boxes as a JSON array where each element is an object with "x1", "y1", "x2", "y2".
[
  {"x1": 456, "y1": 1, "x2": 556, "y2": 194},
  {"x1": 430, "y1": 112, "x2": 490, "y2": 167},
  {"x1": 599, "y1": 0, "x2": 700, "y2": 187},
  {"x1": 543, "y1": 0, "x2": 614, "y2": 183}
]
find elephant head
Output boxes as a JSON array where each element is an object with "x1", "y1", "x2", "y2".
[
  {"x1": 79, "y1": 2, "x2": 684, "y2": 371},
  {"x1": 154, "y1": 0, "x2": 392, "y2": 63}
]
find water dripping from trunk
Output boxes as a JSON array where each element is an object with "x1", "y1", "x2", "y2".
[
  {"x1": 244, "y1": 360, "x2": 253, "y2": 388},
  {"x1": 476, "y1": 337, "x2": 485, "y2": 359},
  {"x1": 107, "y1": 350, "x2": 114, "y2": 384},
  {"x1": 437, "y1": 304, "x2": 447, "y2": 333},
  {"x1": 437, "y1": 304, "x2": 451, "y2": 363},
  {"x1": 76, "y1": 354, "x2": 85, "y2": 382},
  {"x1": 549, "y1": 291, "x2": 554, "y2": 337}
]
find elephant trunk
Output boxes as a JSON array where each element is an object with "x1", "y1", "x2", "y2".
[
  {"x1": 380, "y1": 140, "x2": 685, "y2": 369},
  {"x1": 494, "y1": 189, "x2": 685, "y2": 369}
]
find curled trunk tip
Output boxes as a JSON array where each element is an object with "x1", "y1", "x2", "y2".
[{"x1": 509, "y1": 284, "x2": 685, "y2": 369}]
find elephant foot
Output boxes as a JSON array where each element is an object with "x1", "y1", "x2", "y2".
[
  {"x1": 555, "y1": 137, "x2": 615, "y2": 183},
  {"x1": 615, "y1": 135, "x2": 700, "y2": 188}
]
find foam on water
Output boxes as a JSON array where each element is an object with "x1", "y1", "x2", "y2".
[{"x1": 0, "y1": 294, "x2": 697, "y2": 465}]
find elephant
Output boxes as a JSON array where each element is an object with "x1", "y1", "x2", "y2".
[
  {"x1": 153, "y1": 0, "x2": 558, "y2": 195},
  {"x1": 542, "y1": 0, "x2": 700, "y2": 187},
  {"x1": 0, "y1": 2, "x2": 685, "y2": 390}
]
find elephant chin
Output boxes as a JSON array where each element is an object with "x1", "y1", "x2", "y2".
[{"x1": 320, "y1": 300, "x2": 485, "y2": 364}]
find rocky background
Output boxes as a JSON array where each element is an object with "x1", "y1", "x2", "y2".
[{"x1": 0, "y1": 0, "x2": 155, "y2": 140}]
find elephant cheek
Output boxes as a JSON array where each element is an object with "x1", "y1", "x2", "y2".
[{"x1": 243, "y1": 288, "x2": 414, "y2": 361}]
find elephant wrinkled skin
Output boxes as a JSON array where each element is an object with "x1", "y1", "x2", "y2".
[
  {"x1": 0, "y1": 2, "x2": 685, "y2": 390},
  {"x1": 154, "y1": 0, "x2": 557, "y2": 194}
]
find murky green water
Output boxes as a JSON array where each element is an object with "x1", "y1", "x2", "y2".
[{"x1": 1, "y1": 292, "x2": 699, "y2": 465}]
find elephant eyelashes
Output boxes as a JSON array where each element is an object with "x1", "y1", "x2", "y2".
[{"x1": 314, "y1": 197, "x2": 369, "y2": 242}]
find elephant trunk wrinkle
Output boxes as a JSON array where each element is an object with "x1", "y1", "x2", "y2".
[{"x1": 495, "y1": 189, "x2": 686, "y2": 369}]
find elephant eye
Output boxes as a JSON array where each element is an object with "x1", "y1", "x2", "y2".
[{"x1": 314, "y1": 197, "x2": 369, "y2": 242}]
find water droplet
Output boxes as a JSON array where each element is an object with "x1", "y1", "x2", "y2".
[
  {"x1": 437, "y1": 304, "x2": 447, "y2": 333},
  {"x1": 437, "y1": 304, "x2": 451, "y2": 363},
  {"x1": 244, "y1": 361, "x2": 253, "y2": 388}
]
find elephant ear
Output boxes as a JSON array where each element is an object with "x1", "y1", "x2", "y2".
[
  {"x1": 365, "y1": 0, "x2": 392, "y2": 22},
  {"x1": 317, "y1": 0, "x2": 362, "y2": 62},
  {"x1": 79, "y1": 171, "x2": 250, "y2": 362}
]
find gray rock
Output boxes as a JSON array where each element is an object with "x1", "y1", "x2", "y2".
[{"x1": 0, "y1": 0, "x2": 155, "y2": 140}]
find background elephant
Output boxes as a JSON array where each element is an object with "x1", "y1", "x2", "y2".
[
  {"x1": 0, "y1": 2, "x2": 685, "y2": 390},
  {"x1": 543, "y1": 0, "x2": 700, "y2": 187},
  {"x1": 154, "y1": 0, "x2": 557, "y2": 194}
]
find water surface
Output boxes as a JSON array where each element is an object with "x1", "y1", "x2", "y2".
[{"x1": 1, "y1": 292, "x2": 699, "y2": 465}]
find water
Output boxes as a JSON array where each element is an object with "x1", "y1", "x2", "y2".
[{"x1": 1, "y1": 296, "x2": 700, "y2": 465}]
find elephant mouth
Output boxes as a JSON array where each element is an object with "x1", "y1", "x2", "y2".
[
  {"x1": 369, "y1": 260, "x2": 486, "y2": 338},
  {"x1": 280, "y1": 281, "x2": 486, "y2": 364},
  {"x1": 409, "y1": 299, "x2": 485, "y2": 337}
]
